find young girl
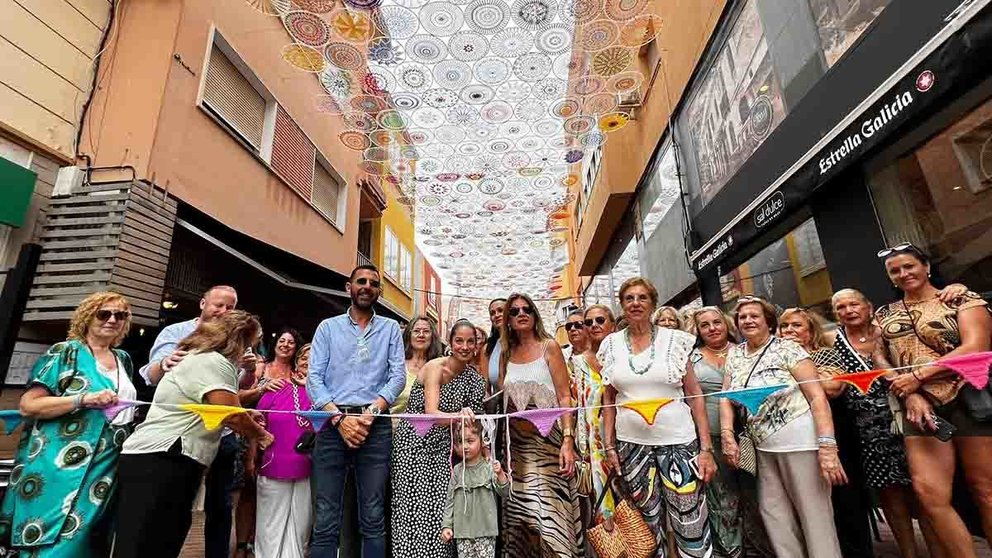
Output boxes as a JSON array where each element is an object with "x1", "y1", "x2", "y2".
[{"x1": 441, "y1": 420, "x2": 510, "y2": 558}]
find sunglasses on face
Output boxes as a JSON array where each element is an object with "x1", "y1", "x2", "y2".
[
  {"x1": 564, "y1": 322, "x2": 584, "y2": 331},
  {"x1": 508, "y1": 306, "x2": 534, "y2": 317},
  {"x1": 876, "y1": 242, "x2": 924, "y2": 259},
  {"x1": 354, "y1": 277, "x2": 381, "y2": 289},
  {"x1": 584, "y1": 316, "x2": 607, "y2": 327},
  {"x1": 96, "y1": 310, "x2": 130, "y2": 322}
]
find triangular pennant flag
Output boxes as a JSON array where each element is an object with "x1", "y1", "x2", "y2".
[
  {"x1": 0, "y1": 409, "x2": 24, "y2": 435},
  {"x1": 837, "y1": 370, "x2": 887, "y2": 395},
  {"x1": 721, "y1": 385, "x2": 789, "y2": 414},
  {"x1": 102, "y1": 399, "x2": 140, "y2": 423},
  {"x1": 405, "y1": 416, "x2": 440, "y2": 437},
  {"x1": 512, "y1": 407, "x2": 572, "y2": 437},
  {"x1": 620, "y1": 398, "x2": 673, "y2": 426},
  {"x1": 180, "y1": 403, "x2": 247, "y2": 431},
  {"x1": 296, "y1": 410, "x2": 332, "y2": 431},
  {"x1": 938, "y1": 351, "x2": 992, "y2": 390}
]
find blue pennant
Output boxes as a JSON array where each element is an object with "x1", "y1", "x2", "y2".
[
  {"x1": 0, "y1": 410, "x2": 25, "y2": 435},
  {"x1": 296, "y1": 410, "x2": 332, "y2": 431},
  {"x1": 721, "y1": 384, "x2": 789, "y2": 414}
]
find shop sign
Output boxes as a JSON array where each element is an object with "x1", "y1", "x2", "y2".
[{"x1": 753, "y1": 191, "x2": 785, "y2": 229}]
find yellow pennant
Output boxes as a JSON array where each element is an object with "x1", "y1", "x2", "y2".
[
  {"x1": 180, "y1": 404, "x2": 247, "y2": 431},
  {"x1": 621, "y1": 398, "x2": 673, "y2": 426}
]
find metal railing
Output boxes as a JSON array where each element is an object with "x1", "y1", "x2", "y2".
[{"x1": 357, "y1": 251, "x2": 373, "y2": 268}]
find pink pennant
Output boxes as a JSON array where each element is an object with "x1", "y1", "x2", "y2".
[
  {"x1": 102, "y1": 400, "x2": 139, "y2": 423},
  {"x1": 406, "y1": 416, "x2": 440, "y2": 437},
  {"x1": 939, "y1": 351, "x2": 992, "y2": 390},
  {"x1": 512, "y1": 408, "x2": 571, "y2": 437}
]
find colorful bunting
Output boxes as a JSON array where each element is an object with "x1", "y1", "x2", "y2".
[
  {"x1": 102, "y1": 399, "x2": 140, "y2": 423},
  {"x1": 836, "y1": 370, "x2": 887, "y2": 395},
  {"x1": 512, "y1": 407, "x2": 573, "y2": 436},
  {"x1": 939, "y1": 351, "x2": 992, "y2": 390},
  {"x1": 180, "y1": 404, "x2": 248, "y2": 431},
  {"x1": 406, "y1": 416, "x2": 441, "y2": 437},
  {"x1": 620, "y1": 398, "x2": 672, "y2": 426},
  {"x1": 720, "y1": 385, "x2": 789, "y2": 414},
  {"x1": 0, "y1": 410, "x2": 24, "y2": 435},
  {"x1": 296, "y1": 410, "x2": 332, "y2": 431}
]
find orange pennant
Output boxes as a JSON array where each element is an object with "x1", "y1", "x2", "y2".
[
  {"x1": 180, "y1": 403, "x2": 248, "y2": 431},
  {"x1": 837, "y1": 370, "x2": 887, "y2": 395},
  {"x1": 621, "y1": 398, "x2": 673, "y2": 426}
]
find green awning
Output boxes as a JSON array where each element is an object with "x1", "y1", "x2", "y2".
[{"x1": 0, "y1": 155, "x2": 36, "y2": 228}]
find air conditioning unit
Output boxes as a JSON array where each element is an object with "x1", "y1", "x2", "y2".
[
  {"x1": 53, "y1": 166, "x2": 85, "y2": 197},
  {"x1": 617, "y1": 89, "x2": 643, "y2": 120}
]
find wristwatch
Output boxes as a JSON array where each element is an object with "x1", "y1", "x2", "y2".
[{"x1": 365, "y1": 404, "x2": 382, "y2": 416}]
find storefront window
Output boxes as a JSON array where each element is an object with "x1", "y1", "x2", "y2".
[
  {"x1": 611, "y1": 239, "x2": 640, "y2": 300},
  {"x1": 867, "y1": 94, "x2": 992, "y2": 296},
  {"x1": 720, "y1": 218, "x2": 834, "y2": 316},
  {"x1": 685, "y1": 0, "x2": 890, "y2": 206},
  {"x1": 641, "y1": 145, "x2": 681, "y2": 241}
]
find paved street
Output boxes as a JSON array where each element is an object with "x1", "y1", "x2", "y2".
[{"x1": 179, "y1": 511, "x2": 992, "y2": 557}]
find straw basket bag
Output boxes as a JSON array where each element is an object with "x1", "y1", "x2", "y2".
[{"x1": 585, "y1": 471, "x2": 656, "y2": 558}]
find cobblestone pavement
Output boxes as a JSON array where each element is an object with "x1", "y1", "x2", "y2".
[{"x1": 179, "y1": 511, "x2": 992, "y2": 557}]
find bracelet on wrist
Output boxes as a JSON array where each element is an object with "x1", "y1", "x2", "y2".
[
  {"x1": 700, "y1": 447, "x2": 715, "y2": 454},
  {"x1": 73, "y1": 394, "x2": 84, "y2": 409},
  {"x1": 912, "y1": 369, "x2": 923, "y2": 381},
  {"x1": 817, "y1": 436, "x2": 837, "y2": 448}
]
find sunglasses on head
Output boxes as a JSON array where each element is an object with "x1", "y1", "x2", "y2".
[
  {"x1": 354, "y1": 277, "x2": 381, "y2": 288},
  {"x1": 876, "y1": 242, "x2": 924, "y2": 259},
  {"x1": 584, "y1": 316, "x2": 607, "y2": 327},
  {"x1": 508, "y1": 306, "x2": 534, "y2": 317},
  {"x1": 564, "y1": 321, "x2": 584, "y2": 331},
  {"x1": 96, "y1": 310, "x2": 130, "y2": 322},
  {"x1": 738, "y1": 295, "x2": 764, "y2": 303}
]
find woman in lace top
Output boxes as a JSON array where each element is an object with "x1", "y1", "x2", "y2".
[
  {"x1": 600, "y1": 277, "x2": 716, "y2": 558},
  {"x1": 499, "y1": 293, "x2": 581, "y2": 557}
]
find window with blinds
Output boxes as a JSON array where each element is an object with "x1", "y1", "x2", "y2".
[
  {"x1": 202, "y1": 46, "x2": 267, "y2": 149},
  {"x1": 312, "y1": 163, "x2": 342, "y2": 224},
  {"x1": 272, "y1": 107, "x2": 316, "y2": 199}
]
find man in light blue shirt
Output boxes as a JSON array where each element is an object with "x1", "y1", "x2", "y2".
[
  {"x1": 308, "y1": 264, "x2": 405, "y2": 558},
  {"x1": 140, "y1": 285, "x2": 250, "y2": 558}
]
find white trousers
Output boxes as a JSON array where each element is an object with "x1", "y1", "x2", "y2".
[
  {"x1": 255, "y1": 475, "x2": 312, "y2": 558},
  {"x1": 757, "y1": 450, "x2": 841, "y2": 558}
]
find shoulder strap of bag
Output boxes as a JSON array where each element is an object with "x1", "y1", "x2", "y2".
[
  {"x1": 900, "y1": 300, "x2": 946, "y2": 356},
  {"x1": 589, "y1": 469, "x2": 619, "y2": 526},
  {"x1": 743, "y1": 338, "x2": 775, "y2": 388}
]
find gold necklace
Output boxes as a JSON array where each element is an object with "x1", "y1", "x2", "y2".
[{"x1": 707, "y1": 342, "x2": 731, "y2": 358}]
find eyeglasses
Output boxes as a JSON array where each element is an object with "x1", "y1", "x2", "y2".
[
  {"x1": 354, "y1": 277, "x2": 381, "y2": 288},
  {"x1": 96, "y1": 310, "x2": 130, "y2": 322},
  {"x1": 411, "y1": 329, "x2": 432, "y2": 336},
  {"x1": 584, "y1": 316, "x2": 607, "y2": 327},
  {"x1": 564, "y1": 322, "x2": 584, "y2": 331},
  {"x1": 508, "y1": 306, "x2": 534, "y2": 317},
  {"x1": 876, "y1": 242, "x2": 924, "y2": 259}
]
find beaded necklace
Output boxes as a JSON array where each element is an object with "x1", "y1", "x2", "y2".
[{"x1": 624, "y1": 326, "x2": 657, "y2": 375}]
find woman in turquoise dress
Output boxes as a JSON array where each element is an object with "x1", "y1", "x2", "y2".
[{"x1": 0, "y1": 292, "x2": 138, "y2": 557}]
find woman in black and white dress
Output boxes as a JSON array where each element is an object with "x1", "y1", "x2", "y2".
[{"x1": 390, "y1": 320, "x2": 486, "y2": 558}]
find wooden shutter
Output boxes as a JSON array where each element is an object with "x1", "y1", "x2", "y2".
[
  {"x1": 272, "y1": 106, "x2": 316, "y2": 198},
  {"x1": 203, "y1": 46, "x2": 266, "y2": 149},
  {"x1": 312, "y1": 163, "x2": 341, "y2": 223}
]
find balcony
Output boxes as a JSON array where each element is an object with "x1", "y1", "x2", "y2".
[
  {"x1": 357, "y1": 251, "x2": 373, "y2": 268},
  {"x1": 359, "y1": 177, "x2": 387, "y2": 220}
]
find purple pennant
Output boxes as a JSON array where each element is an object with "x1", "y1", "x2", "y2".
[
  {"x1": 512, "y1": 408, "x2": 571, "y2": 437},
  {"x1": 406, "y1": 416, "x2": 440, "y2": 437},
  {"x1": 102, "y1": 400, "x2": 139, "y2": 423}
]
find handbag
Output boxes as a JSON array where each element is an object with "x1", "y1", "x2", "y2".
[
  {"x1": 734, "y1": 340, "x2": 774, "y2": 476},
  {"x1": 586, "y1": 471, "x2": 657, "y2": 558},
  {"x1": 290, "y1": 385, "x2": 317, "y2": 454},
  {"x1": 902, "y1": 300, "x2": 992, "y2": 422},
  {"x1": 576, "y1": 460, "x2": 593, "y2": 497}
]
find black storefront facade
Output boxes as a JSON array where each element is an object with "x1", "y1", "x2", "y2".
[{"x1": 682, "y1": 0, "x2": 992, "y2": 311}]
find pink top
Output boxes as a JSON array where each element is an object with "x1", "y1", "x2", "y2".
[{"x1": 257, "y1": 384, "x2": 312, "y2": 480}]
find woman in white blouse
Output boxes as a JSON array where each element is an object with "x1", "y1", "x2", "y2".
[{"x1": 601, "y1": 277, "x2": 716, "y2": 557}]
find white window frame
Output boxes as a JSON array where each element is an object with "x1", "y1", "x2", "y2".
[
  {"x1": 197, "y1": 27, "x2": 277, "y2": 161},
  {"x1": 400, "y1": 247, "x2": 413, "y2": 295},
  {"x1": 314, "y1": 154, "x2": 348, "y2": 234},
  {"x1": 384, "y1": 227, "x2": 401, "y2": 284}
]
